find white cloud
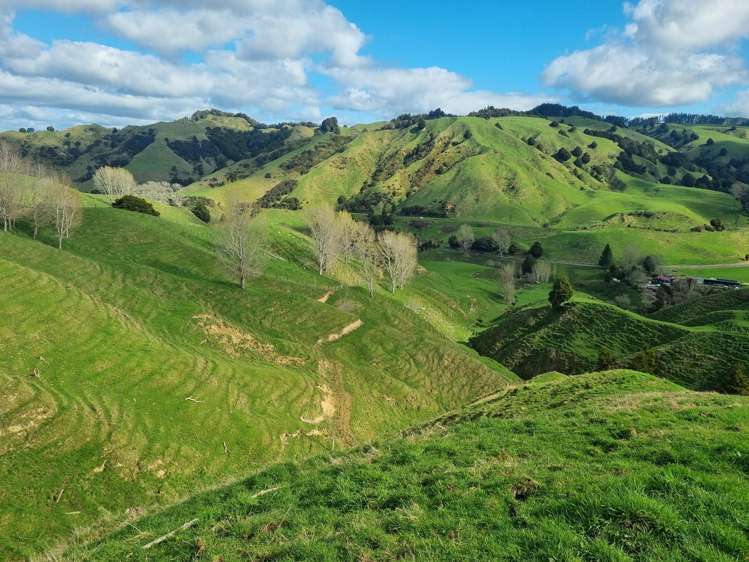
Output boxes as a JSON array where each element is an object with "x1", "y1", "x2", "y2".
[
  {"x1": 0, "y1": 11, "x2": 322, "y2": 122},
  {"x1": 625, "y1": 0, "x2": 749, "y2": 50},
  {"x1": 544, "y1": 0, "x2": 749, "y2": 107},
  {"x1": 0, "y1": 103, "x2": 154, "y2": 130},
  {"x1": 103, "y1": 0, "x2": 367, "y2": 66},
  {"x1": 105, "y1": 8, "x2": 246, "y2": 53},
  {"x1": 0, "y1": 70, "x2": 202, "y2": 119},
  {"x1": 545, "y1": 44, "x2": 744, "y2": 106},
  {"x1": 0, "y1": 0, "x2": 551, "y2": 128},
  {"x1": 327, "y1": 66, "x2": 552, "y2": 117}
]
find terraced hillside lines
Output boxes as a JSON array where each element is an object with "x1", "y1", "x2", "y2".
[
  {"x1": 68, "y1": 371, "x2": 749, "y2": 561},
  {"x1": 290, "y1": 129, "x2": 390, "y2": 208},
  {"x1": 0, "y1": 257, "x2": 317, "y2": 558},
  {"x1": 0, "y1": 199, "x2": 515, "y2": 558},
  {"x1": 554, "y1": 174, "x2": 742, "y2": 230},
  {"x1": 622, "y1": 332, "x2": 749, "y2": 391}
]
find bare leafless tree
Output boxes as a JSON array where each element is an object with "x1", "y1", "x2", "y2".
[
  {"x1": 456, "y1": 224, "x2": 475, "y2": 254},
  {"x1": 217, "y1": 202, "x2": 266, "y2": 289},
  {"x1": 498, "y1": 262, "x2": 516, "y2": 306},
  {"x1": 49, "y1": 179, "x2": 82, "y2": 249},
  {"x1": 337, "y1": 210, "x2": 358, "y2": 264},
  {"x1": 307, "y1": 204, "x2": 341, "y2": 275},
  {"x1": 25, "y1": 162, "x2": 54, "y2": 239},
  {"x1": 353, "y1": 221, "x2": 381, "y2": 296},
  {"x1": 93, "y1": 166, "x2": 136, "y2": 197},
  {"x1": 0, "y1": 142, "x2": 26, "y2": 232},
  {"x1": 378, "y1": 230, "x2": 417, "y2": 293},
  {"x1": 491, "y1": 228, "x2": 512, "y2": 256},
  {"x1": 530, "y1": 260, "x2": 553, "y2": 284}
]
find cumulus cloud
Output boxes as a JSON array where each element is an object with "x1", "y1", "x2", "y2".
[
  {"x1": 327, "y1": 66, "x2": 551, "y2": 116},
  {"x1": 0, "y1": 0, "x2": 551, "y2": 128},
  {"x1": 624, "y1": 0, "x2": 749, "y2": 50},
  {"x1": 544, "y1": 0, "x2": 749, "y2": 107},
  {"x1": 104, "y1": 1, "x2": 368, "y2": 66}
]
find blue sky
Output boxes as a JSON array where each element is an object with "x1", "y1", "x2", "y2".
[{"x1": 0, "y1": 0, "x2": 748, "y2": 129}]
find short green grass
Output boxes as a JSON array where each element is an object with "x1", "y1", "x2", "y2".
[
  {"x1": 68, "y1": 371, "x2": 749, "y2": 561},
  {"x1": 469, "y1": 295, "x2": 749, "y2": 391},
  {"x1": 0, "y1": 198, "x2": 514, "y2": 559}
]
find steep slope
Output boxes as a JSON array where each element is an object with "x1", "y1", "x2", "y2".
[
  {"x1": 0, "y1": 199, "x2": 514, "y2": 559},
  {"x1": 469, "y1": 299, "x2": 749, "y2": 391},
  {"x1": 197, "y1": 114, "x2": 744, "y2": 234},
  {"x1": 67, "y1": 371, "x2": 749, "y2": 561}
]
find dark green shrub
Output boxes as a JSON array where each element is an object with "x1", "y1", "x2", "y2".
[
  {"x1": 191, "y1": 203, "x2": 210, "y2": 223},
  {"x1": 521, "y1": 255, "x2": 536, "y2": 275},
  {"x1": 553, "y1": 148, "x2": 572, "y2": 162},
  {"x1": 643, "y1": 255, "x2": 657, "y2": 274},
  {"x1": 112, "y1": 195, "x2": 160, "y2": 217},
  {"x1": 471, "y1": 236, "x2": 499, "y2": 253}
]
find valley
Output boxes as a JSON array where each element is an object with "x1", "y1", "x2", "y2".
[{"x1": 1, "y1": 104, "x2": 748, "y2": 560}]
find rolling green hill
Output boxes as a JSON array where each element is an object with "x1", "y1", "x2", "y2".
[
  {"x1": 0, "y1": 198, "x2": 515, "y2": 559},
  {"x1": 469, "y1": 298, "x2": 749, "y2": 392},
  {"x1": 4, "y1": 106, "x2": 749, "y2": 560},
  {"x1": 198, "y1": 114, "x2": 717, "y2": 227},
  {"x1": 0, "y1": 110, "x2": 316, "y2": 188},
  {"x1": 5, "y1": 107, "x2": 747, "y2": 242},
  {"x1": 181, "y1": 112, "x2": 746, "y2": 255},
  {"x1": 66, "y1": 370, "x2": 749, "y2": 561}
]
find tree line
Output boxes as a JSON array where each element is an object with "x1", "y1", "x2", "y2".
[
  {"x1": 217, "y1": 201, "x2": 418, "y2": 295},
  {"x1": 0, "y1": 142, "x2": 81, "y2": 249}
]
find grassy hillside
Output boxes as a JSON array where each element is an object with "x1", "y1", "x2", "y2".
[
  {"x1": 67, "y1": 371, "x2": 749, "y2": 561},
  {"x1": 0, "y1": 111, "x2": 316, "y2": 187},
  {"x1": 0, "y1": 199, "x2": 515, "y2": 559},
  {"x1": 650, "y1": 288, "x2": 749, "y2": 326},
  {"x1": 4, "y1": 107, "x2": 749, "y2": 560},
  {"x1": 185, "y1": 113, "x2": 749, "y2": 273},
  {"x1": 469, "y1": 297, "x2": 749, "y2": 391}
]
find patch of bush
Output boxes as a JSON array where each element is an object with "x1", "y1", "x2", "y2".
[
  {"x1": 191, "y1": 203, "x2": 210, "y2": 223},
  {"x1": 258, "y1": 179, "x2": 299, "y2": 209},
  {"x1": 471, "y1": 236, "x2": 500, "y2": 253},
  {"x1": 112, "y1": 195, "x2": 160, "y2": 216},
  {"x1": 553, "y1": 148, "x2": 572, "y2": 163}
]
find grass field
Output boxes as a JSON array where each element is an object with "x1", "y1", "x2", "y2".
[
  {"x1": 0, "y1": 198, "x2": 517, "y2": 559},
  {"x1": 3, "y1": 109, "x2": 749, "y2": 560},
  {"x1": 67, "y1": 370, "x2": 749, "y2": 561}
]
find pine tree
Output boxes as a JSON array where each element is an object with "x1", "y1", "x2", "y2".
[
  {"x1": 599, "y1": 244, "x2": 614, "y2": 268},
  {"x1": 549, "y1": 275, "x2": 573, "y2": 310}
]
